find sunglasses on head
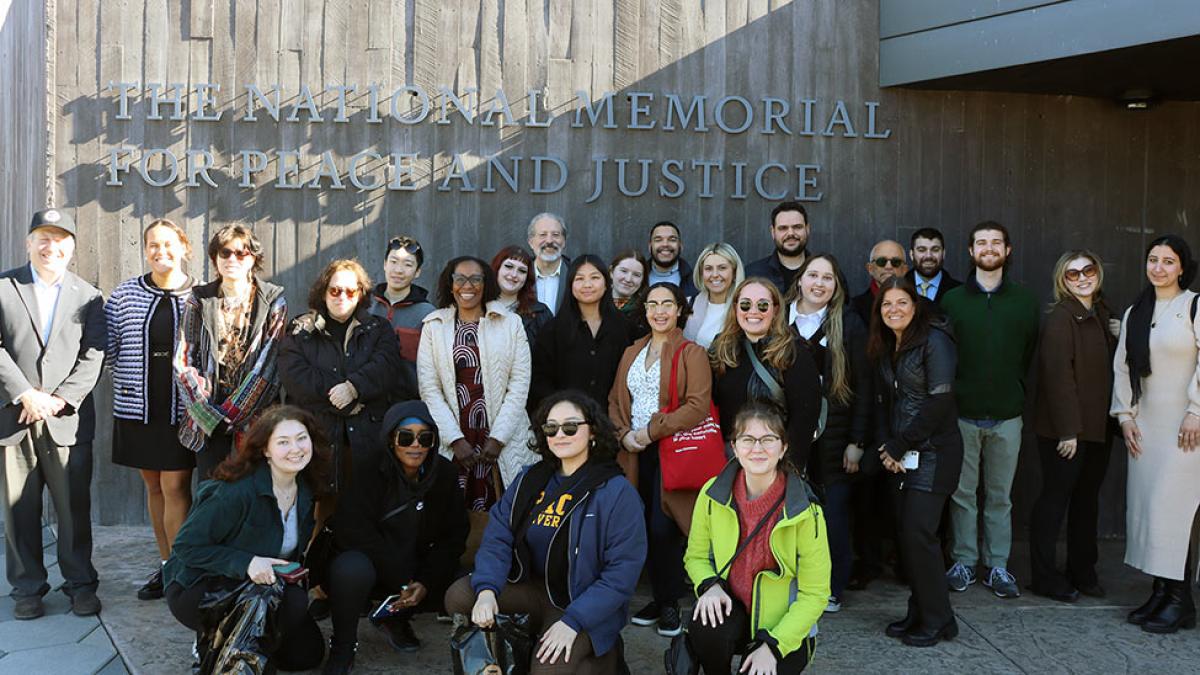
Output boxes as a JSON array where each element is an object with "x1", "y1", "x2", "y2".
[
  {"x1": 738, "y1": 299, "x2": 773, "y2": 313},
  {"x1": 541, "y1": 421, "x2": 588, "y2": 437},
  {"x1": 327, "y1": 286, "x2": 360, "y2": 299},
  {"x1": 218, "y1": 247, "x2": 253, "y2": 260},
  {"x1": 394, "y1": 429, "x2": 436, "y2": 448},
  {"x1": 1064, "y1": 265, "x2": 1098, "y2": 282},
  {"x1": 872, "y1": 257, "x2": 905, "y2": 268},
  {"x1": 388, "y1": 238, "x2": 422, "y2": 256}
]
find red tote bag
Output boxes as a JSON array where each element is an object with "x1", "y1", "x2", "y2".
[{"x1": 658, "y1": 342, "x2": 726, "y2": 491}]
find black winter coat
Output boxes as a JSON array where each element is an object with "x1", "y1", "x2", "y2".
[
  {"x1": 797, "y1": 307, "x2": 875, "y2": 485},
  {"x1": 530, "y1": 309, "x2": 633, "y2": 414},
  {"x1": 710, "y1": 337, "x2": 823, "y2": 470},
  {"x1": 873, "y1": 324, "x2": 963, "y2": 495},
  {"x1": 278, "y1": 308, "x2": 404, "y2": 473},
  {"x1": 331, "y1": 449, "x2": 468, "y2": 594}
]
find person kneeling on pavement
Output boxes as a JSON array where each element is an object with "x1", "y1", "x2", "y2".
[
  {"x1": 164, "y1": 405, "x2": 330, "y2": 672},
  {"x1": 321, "y1": 400, "x2": 469, "y2": 673},
  {"x1": 445, "y1": 390, "x2": 647, "y2": 674},
  {"x1": 684, "y1": 403, "x2": 831, "y2": 674}
]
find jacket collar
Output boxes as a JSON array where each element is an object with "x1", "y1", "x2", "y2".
[
  {"x1": 423, "y1": 300, "x2": 509, "y2": 325},
  {"x1": 704, "y1": 459, "x2": 815, "y2": 520},
  {"x1": 251, "y1": 463, "x2": 314, "y2": 520},
  {"x1": 136, "y1": 273, "x2": 194, "y2": 297},
  {"x1": 963, "y1": 269, "x2": 1009, "y2": 296}
]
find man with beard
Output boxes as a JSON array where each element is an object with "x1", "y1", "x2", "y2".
[
  {"x1": 645, "y1": 221, "x2": 697, "y2": 297},
  {"x1": 369, "y1": 236, "x2": 433, "y2": 398},
  {"x1": 745, "y1": 201, "x2": 809, "y2": 292},
  {"x1": 904, "y1": 227, "x2": 961, "y2": 303},
  {"x1": 941, "y1": 221, "x2": 1039, "y2": 601},
  {"x1": 527, "y1": 212, "x2": 570, "y2": 314},
  {"x1": 850, "y1": 239, "x2": 909, "y2": 325}
]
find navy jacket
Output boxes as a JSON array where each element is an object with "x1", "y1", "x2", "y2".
[{"x1": 471, "y1": 461, "x2": 647, "y2": 657}]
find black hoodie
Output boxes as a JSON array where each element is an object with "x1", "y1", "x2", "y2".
[{"x1": 331, "y1": 400, "x2": 468, "y2": 592}]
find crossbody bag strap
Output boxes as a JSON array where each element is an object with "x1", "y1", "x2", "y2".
[
  {"x1": 743, "y1": 338, "x2": 786, "y2": 406},
  {"x1": 716, "y1": 490, "x2": 787, "y2": 579}
]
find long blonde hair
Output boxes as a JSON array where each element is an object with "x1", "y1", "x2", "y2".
[
  {"x1": 709, "y1": 278, "x2": 796, "y2": 375},
  {"x1": 793, "y1": 254, "x2": 852, "y2": 406}
]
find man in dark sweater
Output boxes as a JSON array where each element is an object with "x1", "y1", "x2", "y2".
[
  {"x1": 940, "y1": 221, "x2": 1040, "y2": 600},
  {"x1": 745, "y1": 201, "x2": 810, "y2": 294},
  {"x1": 904, "y1": 227, "x2": 961, "y2": 303}
]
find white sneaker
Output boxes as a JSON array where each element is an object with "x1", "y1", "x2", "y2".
[{"x1": 824, "y1": 596, "x2": 842, "y2": 613}]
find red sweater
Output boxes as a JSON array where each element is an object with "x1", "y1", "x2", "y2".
[{"x1": 729, "y1": 472, "x2": 785, "y2": 609}]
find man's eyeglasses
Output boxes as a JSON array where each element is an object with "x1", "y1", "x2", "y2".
[
  {"x1": 871, "y1": 257, "x2": 905, "y2": 268},
  {"x1": 541, "y1": 421, "x2": 588, "y2": 437}
]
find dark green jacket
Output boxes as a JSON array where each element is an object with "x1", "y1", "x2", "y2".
[
  {"x1": 164, "y1": 465, "x2": 316, "y2": 589},
  {"x1": 940, "y1": 273, "x2": 1039, "y2": 420}
]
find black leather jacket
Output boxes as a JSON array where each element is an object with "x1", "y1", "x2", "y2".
[{"x1": 874, "y1": 324, "x2": 963, "y2": 494}]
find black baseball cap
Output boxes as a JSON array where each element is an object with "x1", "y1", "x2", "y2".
[{"x1": 29, "y1": 209, "x2": 76, "y2": 237}]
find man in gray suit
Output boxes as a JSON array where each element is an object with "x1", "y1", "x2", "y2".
[{"x1": 0, "y1": 208, "x2": 105, "y2": 620}]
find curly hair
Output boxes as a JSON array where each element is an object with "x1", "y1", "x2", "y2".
[
  {"x1": 212, "y1": 405, "x2": 333, "y2": 496},
  {"x1": 527, "y1": 390, "x2": 620, "y2": 466},
  {"x1": 709, "y1": 278, "x2": 796, "y2": 376},
  {"x1": 435, "y1": 256, "x2": 501, "y2": 309},
  {"x1": 306, "y1": 259, "x2": 372, "y2": 312},
  {"x1": 491, "y1": 245, "x2": 539, "y2": 317}
]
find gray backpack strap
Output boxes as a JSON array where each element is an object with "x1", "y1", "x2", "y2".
[{"x1": 744, "y1": 339, "x2": 786, "y2": 406}]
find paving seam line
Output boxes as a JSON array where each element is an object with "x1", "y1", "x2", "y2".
[{"x1": 956, "y1": 611, "x2": 1031, "y2": 674}]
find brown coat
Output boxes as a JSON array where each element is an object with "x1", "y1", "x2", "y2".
[
  {"x1": 608, "y1": 327, "x2": 713, "y2": 532},
  {"x1": 1033, "y1": 297, "x2": 1117, "y2": 443}
]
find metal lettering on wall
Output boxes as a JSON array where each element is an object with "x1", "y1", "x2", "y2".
[{"x1": 102, "y1": 82, "x2": 893, "y2": 203}]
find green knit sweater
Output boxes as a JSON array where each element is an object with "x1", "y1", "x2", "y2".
[{"x1": 940, "y1": 274, "x2": 1040, "y2": 420}]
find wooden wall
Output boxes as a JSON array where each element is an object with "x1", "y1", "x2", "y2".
[
  {"x1": 0, "y1": 0, "x2": 48, "y2": 270},
  {"x1": 38, "y1": 0, "x2": 1200, "y2": 527}
]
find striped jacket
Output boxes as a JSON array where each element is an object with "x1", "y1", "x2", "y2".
[
  {"x1": 105, "y1": 274, "x2": 192, "y2": 424},
  {"x1": 173, "y1": 279, "x2": 287, "y2": 452}
]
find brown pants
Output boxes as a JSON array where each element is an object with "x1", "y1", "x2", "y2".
[{"x1": 444, "y1": 576, "x2": 620, "y2": 674}]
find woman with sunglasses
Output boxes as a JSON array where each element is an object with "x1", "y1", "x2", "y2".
[
  {"x1": 418, "y1": 257, "x2": 539, "y2": 511},
  {"x1": 788, "y1": 255, "x2": 873, "y2": 612},
  {"x1": 609, "y1": 282, "x2": 713, "y2": 637},
  {"x1": 867, "y1": 277, "x2": 962, "y2": 647},
  {"x1": 492, "y1": 245, "x2": 553, "y2": 344},
  {"x1": 710, "y1": 278, "x2": 822, "y2": 470},
  {"x1": 175, "y1": 224, "x2": 288, "y2": 479},
  {"x1": 445, "y1": 390, "x2": 647, "y2": 674},
  {"x1": 1028, "y1": 251, "x2": 1118, "y2": 603},
  {"x1": 684, "y1": 243, "x2": 745, "y2": 349},
  {"x1": 1113, "y1": 235, "x2": 1200, "y2": 633},
  {"x1": 531, "y1": 255, "x2": 634, "y2": 413},
  {"x1": 321, "y1": 400, "x2": 468, "y2": 673},
  {"x1": 684, "y1": 403, "x2": 830, "y2": 674},
  {"x1": 279, "y1": 259, "x2": 403, "y2": 498}
]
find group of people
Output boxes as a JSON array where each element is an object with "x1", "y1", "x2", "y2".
[{"x1": 1, "y1": 201, "x2": 1198, "y2": 674}]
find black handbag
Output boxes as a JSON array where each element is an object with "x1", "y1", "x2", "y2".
[
  {"x1": 664, "y1": 489, "x2": 787, "y2": 675},
  {"x1": 450, "y1": 613, "x2": 533, "y2": 675}
]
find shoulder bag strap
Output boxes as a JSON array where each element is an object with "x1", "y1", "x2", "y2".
[
  {"x1": 1191, "y1": 294, "x2": 1198, "y2": 323},
  {"x1": 666, "y1": 342, "x2": 689, "y2": 411},
  {"x1": 716, "y1": 490, "x2": 787, "y2": 579},
  {"x1": 743, "y1": 338, "x2": 786, "y2": 406}
]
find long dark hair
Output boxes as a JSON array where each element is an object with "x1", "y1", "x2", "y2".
[
  {"x1": 1124, "y1": 235, "x2": 1198, "y2": 404},
  {"x1": 435, "y1": 256, "x2": 501, "y2": 309},
  {"x1": 866, "y1": 277, "x2": 931, "y2": 361},
  {"x1": 491, "y1": 245, "x2": 539, "y2": 317},
  {"x1": 212, "y1": 405, "x2": 333, "y2": 495},
  {"x1": 556, "y1": 254, "x2": 622, "y2": 341},
  {"x1": 527, "y1": 389, "x2": 620, "y2": 466}
]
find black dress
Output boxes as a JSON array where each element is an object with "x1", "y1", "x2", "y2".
[{"x1": 113, "y1": 293, "x2": 195, "y2": 471}]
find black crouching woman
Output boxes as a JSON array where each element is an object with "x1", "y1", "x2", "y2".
[
  {"x1": 164, "y1": 405, "x2": 331, "y2": 672},
  {"x1": 321, "y1": 400, "x2": 469, "y2": 673},
  {"x1": 444, "y1": 390, "x2": 648, "y2": 674}
]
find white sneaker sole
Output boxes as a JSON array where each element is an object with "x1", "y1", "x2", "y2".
[
  {"x1": 656, "y1": 625, "x2": 683, "y2": 637},
  {"x1": 630, "y1": 616, "x2": 659, "y2": 627}
]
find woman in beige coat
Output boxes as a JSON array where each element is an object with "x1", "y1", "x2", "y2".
[
  {"x1": 417, "y1": 257, "x2": 538, "y2": 503},
  {"x1": 1112, "y1": 235, "x2": 1200, "y2": 634}
]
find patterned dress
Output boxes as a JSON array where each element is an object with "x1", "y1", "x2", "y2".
[{"x1": 454, "y1": 320, "x2": 496, "y2": 511}]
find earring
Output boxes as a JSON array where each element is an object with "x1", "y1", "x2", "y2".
[{"x1": 590, "y1": 439, "x2": 596, "y2": 448}]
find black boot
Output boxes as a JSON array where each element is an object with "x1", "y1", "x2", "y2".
[
  {"x1": 1143, "y1": 578, "x2": 1197, "y2": 634},
  {"x1": 886, "y1": 597, "x2": 918, "y2": 638},
  {"x1": 322, "y1": 640, "x2": 356, "y2": 675},
  {"x1": 1128, "y1": 577, "x2": 1169, "y2": 625}
]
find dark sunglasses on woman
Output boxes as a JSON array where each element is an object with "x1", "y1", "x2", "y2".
[
  {"x1": 738, "y1": 299, "x2": 773, "y2": 313},
  {"x1": 1064, "y1": 265, "x2": 1098, "y2": 282},
  {"x1": 394, "y1": 430, "x2": 436, "y2": 448},
  {"x1": 541, "y1": 421, "x2": 588, "y2": 437}
]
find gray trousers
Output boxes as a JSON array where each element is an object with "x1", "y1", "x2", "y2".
[{"x1": 3, "y1": 421, "x2": 97, "y2": 599}]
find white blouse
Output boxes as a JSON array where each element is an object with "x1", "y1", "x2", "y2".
[{"x1": 627, "y1": 344, "x2": 662, "y2": 431}]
